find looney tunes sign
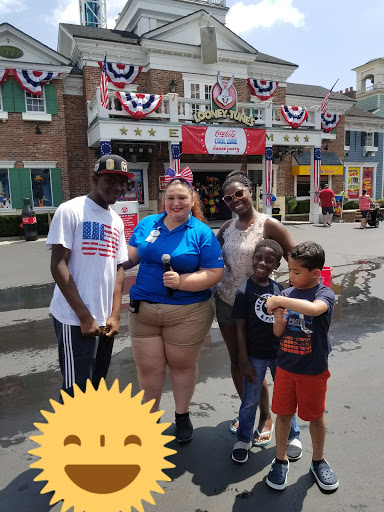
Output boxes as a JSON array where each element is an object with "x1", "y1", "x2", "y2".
[{"x1": 212, "y1": 72, "x2": 237, "y2": 110}]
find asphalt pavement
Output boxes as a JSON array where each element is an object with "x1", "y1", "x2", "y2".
[{"x1": 1, "y1": 221, "x2": 384, "y2": 512}]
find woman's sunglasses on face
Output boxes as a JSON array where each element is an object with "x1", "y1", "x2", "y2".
[{"x1": 222, "y1": 188, "x2": 248, "y2": 204}]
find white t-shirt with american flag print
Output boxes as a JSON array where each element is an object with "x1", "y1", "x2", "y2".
[{"x1": 47, "y1": 195, "x2": 128, "y2": 326}]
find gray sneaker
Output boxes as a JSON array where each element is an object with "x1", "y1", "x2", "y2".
[
  {"x1": 286, "y1": 437, "x2": 302, "y2": 461},
  {"x1": 266, "y1": 458, "x2": 289, "y2": 490}
]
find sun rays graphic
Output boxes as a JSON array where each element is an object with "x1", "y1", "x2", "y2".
[{"x1": 29, "y1": 379, "x2": 176, "y2": 512}]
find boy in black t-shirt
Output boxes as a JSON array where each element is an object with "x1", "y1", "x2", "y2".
[
  {"x1": 266, "y1": 241, "x2": 339, "y2": 492},
  {"x1": 231, "y1": 239, "x2": 284, "y2": 464}
]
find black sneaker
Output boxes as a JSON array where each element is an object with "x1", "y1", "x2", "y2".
[
  {"x1": 310, "y1": 460, "x2": 339, "y2": 490},
  {"x1": 175, "y1": 413, "x2": 193, "y2": 443}
]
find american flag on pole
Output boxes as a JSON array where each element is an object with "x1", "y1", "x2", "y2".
[
  {"x1": 265, "y1": 147, "x2": 273, "y2": 207},
  {"x1": 320, "y1": 79, "x2": 339, "y2": 114},
  {"x1": 100, "y1": 54, "x2": 109, "y2": 109},
  {"x1": 314, "y1": 148, "x2": 321, "y2": 203},
  {"x1": 171, "y1": 144, "x2": 180, "y2": 173}
]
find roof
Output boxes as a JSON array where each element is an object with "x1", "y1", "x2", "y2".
[
  {"x1": 294, "y1": 151, "x2": 342, "y2": 166},
  {"x1": 255, "y1": 51, "x2": 297, "y2": 67},
  {"x1": 60, "y1": 24, "x2": 139, "y2": 44},
  {"x1": 345, "y1": 105, "x2": 382, "y2": 119},
  {"x1": 286, "y1": 82, "x2": 355, "y2": 102}
]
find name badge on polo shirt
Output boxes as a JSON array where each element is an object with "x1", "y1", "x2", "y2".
[{"x1": 145, "y1": 229, "x2": 161, "y2": 243}]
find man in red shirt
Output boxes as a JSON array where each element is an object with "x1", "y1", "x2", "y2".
[{"x1": 319, "y1": 184, "x2": 336, "y2": 227}]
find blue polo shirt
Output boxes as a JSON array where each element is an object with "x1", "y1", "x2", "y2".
[{"x1": 128, "y1": 212, "x2": 224, "y2": 304}]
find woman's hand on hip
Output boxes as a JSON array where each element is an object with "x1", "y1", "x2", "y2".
[{"x1": 163, "y1": 269, "x2": 180, "y2": 290}]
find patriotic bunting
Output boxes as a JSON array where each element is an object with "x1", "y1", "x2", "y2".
[
  {"x1": 116, "y1": 91, "x2": 162, "y2": 120},
  {"x1": 265, "y1": 147, "x2": 273, "y2": 207},
  {"x1": 98, "y1": 61, "x2": 142, "y2": 88},
  {"x1": 281, "y1": 105, "x2": 308, "y2": 129},
  {"x1": 100, "y1": 55, "x2": 109, "y2": 109},
  {"x1": 321, "y1": 113, "x2": 341, "y2": 133},
  {"x1": 314, "y1": 148, "x2": 321, "y2": 203},
  {"x1": 13, "y1": 69, "x2": 61, "y2": 95},
  {"x1": 248, "y1": 79, "x2": 279, "y2": 100},
  {"x1": 171, "y1": 144, "x2": 181, "y2": 173},
  {"x1": 0, "y1": 68, "x2": 10, "y2": 85}
]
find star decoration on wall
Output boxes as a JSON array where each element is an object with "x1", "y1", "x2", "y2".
[
  {"x1": 294, "y1": 135, "x2": 300, "y2": 142},
  {"x1": 134, "y1": 127, "x2": 142, "y2": 136},
  {"x1": 120, "y1": 127, "x2": 127, "y2": 135},
  {"x1": 148, "y1": 128, "x2": 156, "y2": 136},
  {"x1": 284, "y1": 135, "x2": 290, "y2": 142},
  {"x1": 304, "y1": 135, "x2": 310, "y2": 142}
]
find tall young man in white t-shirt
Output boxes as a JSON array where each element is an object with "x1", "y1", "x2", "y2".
[{"x1": 47, "y1": 155, "x2": 132, "y2": 396}]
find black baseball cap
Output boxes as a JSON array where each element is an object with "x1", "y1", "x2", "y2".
[{"x1": 93, "y1": 155, "x2": 135, "y2": 178}]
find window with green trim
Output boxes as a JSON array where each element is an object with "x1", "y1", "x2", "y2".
[{"x1": 26, "y1": 89, "x2": 46, "y2": 112}]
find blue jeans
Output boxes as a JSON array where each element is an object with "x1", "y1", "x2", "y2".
[{"x1": 237, "y1": 356, "x2": 300, "y2": 443}]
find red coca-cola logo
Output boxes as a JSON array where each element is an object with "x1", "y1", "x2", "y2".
[
  {"x1": 122, "y1": 207, "x2": 128, "y2": 213},
  {"x1": 215, "y1": 129, "x2": 236, "y2": 138}
]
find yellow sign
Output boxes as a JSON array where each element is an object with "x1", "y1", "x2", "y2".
[
  {"x1": 193, "y1": 108, "x2": 255, "y2": 127},
  {"x1": 292, "y1": 165, "x2": 343, "y2": 176}
]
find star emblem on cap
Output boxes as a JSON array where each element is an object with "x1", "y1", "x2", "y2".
[
  {"x1": 148, "y1": 128, "x2": 156, "y2": 136},
  {"x1": 120, "y1": 127, "x2": 127, "y2": 135},
  {"x1": 284, "y1": 135, "x2": 290, "y2": 142},
  {"x1": 134, "y1": 127, "x2": 142, "y2": 136}
]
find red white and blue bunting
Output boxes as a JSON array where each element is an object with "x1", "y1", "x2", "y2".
[
  {"x1": 98, "y1": 62, "x2": 142, "y2": 88},
  {"x1": 281, "y1": 105, "x2": 308, "y2": 129},
  {"x1": 0, "y1": 68, "x2": 10, "y2": 85},
  {"x1": 116, "y1": 92, "x2": 162, "y2": 120},
  {"x1": 321, "y1": 113, "x2": 341, "y2": 133},
  {"x1": 248, "y1": 79, "x2": 279, "y2": 100},
  {"x1": 13, "y1": 70, "x2": 61, "y2": 95}
]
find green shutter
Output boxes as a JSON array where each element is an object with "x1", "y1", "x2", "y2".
[
  {"x1": 51, "y1": 168, "x2": 63, "y2": 206},
  {"x1": 19, "y1": 168, "x2": 33, "y2": 203},
  {"x1": 8, "y1": 168, "x2": 22, "y2": 208},
  {"x1": 44, "y1": 84, "x2": 58, "y2": 115},
  {"x1": 1, "y1": 81, "x2": 14, "y2": 112},
  {"x1": 13, "y1": 82, "x2": 26, "y2": 113}
]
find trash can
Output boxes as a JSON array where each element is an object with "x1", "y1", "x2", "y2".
[
  {"x1": 21, "y1": 198, "x2": 38, "y2": 241},
  {"x1": 272, "y1": 207, "x2": 281, "y2": 222}
]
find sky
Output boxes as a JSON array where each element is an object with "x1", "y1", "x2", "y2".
[{"x1": 0, "y1": 0, "x2": 383, "y2": 93}]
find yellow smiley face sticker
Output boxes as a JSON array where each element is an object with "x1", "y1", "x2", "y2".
[{"x1": 29, "y1": 379, "x2": 176, "y2": 512}]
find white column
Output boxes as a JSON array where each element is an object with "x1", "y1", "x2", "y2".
[
  {"x1": 309, "y1": 147, "x2": 320, "y2": 224},
  {"x1": 262, "y1": 151, "x2": 267, "y2": 214},
  {"x1": 167, "y1": 93, "x2": 179, "y2": 123},
  {"x1": 263, "y1": 146, "x2": 273, "y2": 216}
]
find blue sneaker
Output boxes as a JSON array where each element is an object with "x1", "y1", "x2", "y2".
[
  {"x1": 310, "y1": 460, "x2": 339, "y2": 491},
  {"x1": 266, "y1": 458, "x2": 289, "y2": 490}
]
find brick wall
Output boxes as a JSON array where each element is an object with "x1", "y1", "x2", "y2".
[{"x1": 0, "y1": 78, "x2": 70, "y2": 200}]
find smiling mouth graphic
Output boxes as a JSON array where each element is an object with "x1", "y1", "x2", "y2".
[{"x1": 65, "y1": 464, "x2": 140, "y2": 493}]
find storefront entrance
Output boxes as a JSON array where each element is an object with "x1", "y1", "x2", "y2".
[{"x1": 193, "y1": 171, "x2": 232, "y2": 221}]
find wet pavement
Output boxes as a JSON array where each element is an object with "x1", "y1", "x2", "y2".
[{"x1": 1, "y1": 222, "x2": 384, "y2": 511}]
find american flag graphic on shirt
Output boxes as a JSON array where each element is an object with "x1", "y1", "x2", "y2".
[{"x1": 82, "y1": 221, "x2": 120, "y2": 257}]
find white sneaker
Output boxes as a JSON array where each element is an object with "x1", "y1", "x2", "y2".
[{"x1": 286, "y1": 437, "x2": 302, "y2": 461}]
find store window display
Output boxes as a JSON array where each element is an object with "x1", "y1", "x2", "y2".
[
  {"x1": 0, "y1": 169, "x2": 11, "y2": 209},
  {"x1": 32, "y1": 169, "x2": 53, "y2": 208}
]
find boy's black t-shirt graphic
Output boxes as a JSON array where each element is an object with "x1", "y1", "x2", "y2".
[
  {"x1": 277, "y1": 284, "x2": 335, "y2": 375},
  {"x1": 232, "y1": 278, "x2": 284, "y2": 359}
]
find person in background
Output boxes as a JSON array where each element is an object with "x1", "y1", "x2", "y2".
[
  {"x1": 358, "y1": 189, "x2": 374, "y2": 229},
  {"x1": 319, "y1": 184, "x2": 336, "y2": 227},
  {"x1": 215, "y1": 171, "x2": 302, "y2": 461},
  {"x1": 47, "y1": 155, "x2": 131, "y2": 397},
  {"x1": 124, "y1": 167, "x2": 224, "y2": 444}
]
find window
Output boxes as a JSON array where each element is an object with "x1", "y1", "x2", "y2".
[
  {"x1": 31, "y1": 169, "x2": 53, "y2": 207},
  {"x1": 0, "y1": 169, "x2": 11, "y2": 209},
  {"x1": 345, "y1": 130, "x2": 350, "y2": 146},
  {"x1": 26, "y1": 89, "x2": 45, "y2": 113},
  {"x1": 296, "y1": 176, "x2": 328, "y2": 197},
  {"x1": 184, "y1": 76, "x2": 214, "y2": 116}
]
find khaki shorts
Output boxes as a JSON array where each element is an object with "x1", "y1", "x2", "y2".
[{"x1": 128, "y1": 299, "x2": 214, "y2": 346}]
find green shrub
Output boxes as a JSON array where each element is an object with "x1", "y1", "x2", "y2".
[
  {"x1": 343, "y1": 200, "x2": 359, "y2": 210},
  {"x1": 285, "y1": 196, "x2": 298, "y2": 214},
  {"x1": 295, "y1": 199, "x2": 310, "y2": 214},
  {"x1": 0, "y1": 212, "x2": 53, "y2": 237},
  {"x1": 375, "y1": 198, "x2": 384, "y2": 207}
]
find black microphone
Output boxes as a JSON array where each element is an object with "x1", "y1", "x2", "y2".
[{"x1": 161, "y1": 253, "x2": 173, "y2": 297}]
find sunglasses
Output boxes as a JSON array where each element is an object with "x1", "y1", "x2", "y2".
[{"x1": 222, "y1": 188, "x2": 248, "y2": 204}]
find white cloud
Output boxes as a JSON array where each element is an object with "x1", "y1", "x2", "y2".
[
  {"x1": 0, "y1": 0, "x2": 26, "y2": 15},
  {"x1": 226, "y1": 0, "x2": 305, "y2": 34}
]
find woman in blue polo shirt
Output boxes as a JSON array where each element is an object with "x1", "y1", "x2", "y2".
[{"x1": 125, "y1": 169, "x2": 224, "y2": 443}]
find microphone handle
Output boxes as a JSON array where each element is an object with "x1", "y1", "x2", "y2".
[{"x1": 163, "y1": 262, "x2": 173, "y2": 297}]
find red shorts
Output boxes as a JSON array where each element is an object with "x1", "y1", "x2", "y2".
[{"x1": 272, "y1": 366, "x2": 331, "y2": 421}]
